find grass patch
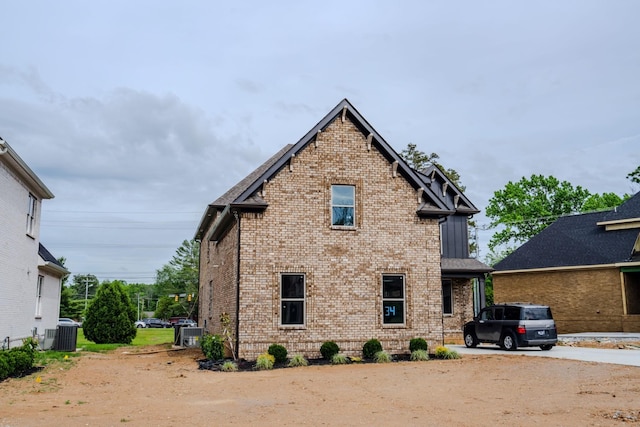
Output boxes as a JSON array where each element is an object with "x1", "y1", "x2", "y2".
[{"x1": 76, "y1": 328, "x2": 173, "y2": 352}]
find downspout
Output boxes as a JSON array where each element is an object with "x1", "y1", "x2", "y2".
[{"x1": 233, "y1": 210, "x2": 241, "y2": 359}]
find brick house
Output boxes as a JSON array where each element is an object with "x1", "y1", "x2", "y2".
[
  {"x1": 493, "y1": 192, "x2": 640, "y2": 333},
  {"x1": 195, "y1": 99, "x2": 489, "y2": 359},
  {"x1": 0, "y1": 137, "x2": 69, "y2": 349}
]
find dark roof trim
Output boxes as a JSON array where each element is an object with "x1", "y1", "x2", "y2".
[
  {"x1": 233, "y1": 99, "x2": 450, "y2": 213},
  {"x1": 417, "y1": 166, "x2": 480, "y2": 215},
  {"x1": 38, "y1": 243, "x2": 69, "y2": 276}
]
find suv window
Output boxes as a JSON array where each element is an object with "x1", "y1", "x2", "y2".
[
  {"x1": 494, "y1": 308, "x2": 504, "y2": 320},
  {"x1": 523, "y1": 307, "x2": 552, "y2": 320},
  {"x1": 504, "y1": 307, "x2": 520, "y2": 321},
  {"x1": 480, "y1": 309, "x2": 493, "y2": 320}
]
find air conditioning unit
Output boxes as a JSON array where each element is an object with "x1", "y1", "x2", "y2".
[
  {"x1": 180, "y1": 327, "x2": 203, "y2": 348},
  {"x1": 42, "y1": 329, "x2": 56, "y2": 350}
]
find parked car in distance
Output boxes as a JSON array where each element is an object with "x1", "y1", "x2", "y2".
[
  {"x1": 176, "y1": 318, "x2": 197, "y2": 327},
  {"x1": 463, "y1": 303, "x2": 557, "y2": 351},
  {"x1": 142, "y1": 318, "x2": 171, "y2": 328},
  {"x1": 134, "y1": 320, "x2": 146, "y2": 328},
  {"x1": 58, "y1": 318, "x2": 81, "y2": 327}
]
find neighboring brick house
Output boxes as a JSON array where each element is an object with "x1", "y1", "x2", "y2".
[
  {"x1": 195, "y1": 99, "x2": 489, "y2": 359},
  {"x1": 0, "y1": 137, "x2": 68, "y2": 349},
  {"x1": 493, "y1": 192, "x2": 640, "y2": 333}
]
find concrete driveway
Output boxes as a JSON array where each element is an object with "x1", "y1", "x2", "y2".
[{"x1": 451, "y1": 342, "x2": 640, "y2": 367}]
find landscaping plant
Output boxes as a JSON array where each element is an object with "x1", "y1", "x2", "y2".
[
  {"x1": 410, "y1": 349, "x2": 430, "y2": 361},
  {"x1": 83, "y1": 281, "x2": 137, "y2": 344},
  {"x1": 267, "y1": 344, "x2": 288, "y2": 363},
  {"x1": 331, "y1": 353, "x2": 349, "y2": 365},
  {"x1": 320, "y1": 341, "x2": 340, "y2": 360},
  {"x1": 255, "y1": 352, "x2": 275, "y2": 370},
  {"x1": 200, "y1": 334, "x2": 224, "y2": 361},
  {"x1": 287, "y1": 354, "x2": 309, "y2": 367},
  {"x1": 409, "y1": 337, "x2": 428, "y2": 353},
  {"x1": 373, "y1": 350, "x2": 392, "y2": 363},
  {"x1": 362, "y1": 338, "x2": 382, "y2": 359},
  {"x1": 434, "y1": 345, "x2": 461, "y2": 359}
]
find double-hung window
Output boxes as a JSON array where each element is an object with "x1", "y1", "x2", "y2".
[
  {"x1": 442, "y1": 280, "x2": 453, "y2": 315},
  {"x1": 35, "y1": 275, "x2": 44, "y2": 317},
  {"x1": 281, "y1": 274, "x2": 305, "y2": 326},
  {"x1": 331, "y1": 185, "x2": 355, "y2": 227},
  {"x1": 382, "y1": 275, "x2": 405, "y2": 324},
  {"x1": 27, "y1": 194, "x2": 37, "y2": 235}
]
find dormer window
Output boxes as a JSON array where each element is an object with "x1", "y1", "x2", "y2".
[{"x1": 331, "y1": 185, "x2": 355, "y2": 227}]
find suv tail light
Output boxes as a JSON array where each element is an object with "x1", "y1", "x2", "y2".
[{"x1": 517, "y1": 326, "x2": 526, "y2": 335}]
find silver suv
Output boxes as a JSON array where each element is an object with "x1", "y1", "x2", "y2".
[{"x1": 463, "y1": 303, "x2": 557, "y2": 351}]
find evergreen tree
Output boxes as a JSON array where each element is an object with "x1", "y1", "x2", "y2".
[{"x1": 83, "y1": 280, "x2": 136, "y2": 344}]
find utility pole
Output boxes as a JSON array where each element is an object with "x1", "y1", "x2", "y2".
[{"x1": 84, "y1": 277, "x2": 90, "y2": 310}]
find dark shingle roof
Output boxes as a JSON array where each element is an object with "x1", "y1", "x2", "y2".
[
  {"x1": 494, "y1": 193, "x2": 640, "y2": 271},
  {"x1": 38, "y1": 243, "x2": 66, "y2": 268},
  {"x1": 441, "y1": 257, "x2": 493, "y2": 274}
]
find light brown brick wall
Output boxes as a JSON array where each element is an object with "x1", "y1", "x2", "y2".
[
  {"x1": 201, "y1": 116, "x2": 446, "y2": 360},
  {"x1": 493, "y1": 267, "x2": 626, "y2": 333},
  {"x1": 443, "y1": 278, "x2": 475, "y2": 343}
]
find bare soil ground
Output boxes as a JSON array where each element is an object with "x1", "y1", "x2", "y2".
[{"x1": 1, "y1": 344, "x2": 639, "y2": 427}]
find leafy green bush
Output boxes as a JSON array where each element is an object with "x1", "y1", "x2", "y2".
[
  {"x1": 221, "y1": 361, "x2": 238, "y2": 372},
  {"x1": 320, "y1": 341, "x2": 340, "y2": 360},
  {"x1": 6, "y1": 349, "x2": 33, "y2": 375},
  {"x1": 434, "y1": 346, "x2": 461, "y2": 359},
  {"x1": 288, "y1": 354, "x2": 309, "y2": 367},
  {"x1": 268, "y1": 344, "x2": 288, "y2": 363},
  {"x1": 83, "y1": 281, "x2": 137, "y2": 344},
  {"x1": 410, "y1": 349, "x2": 430, "y2": 361},
  {"x1": 255, "y1": 352, "x2": 275, "y2": 370},
  {"x1": 362, "y1": 339, "x2": 382, "y2": 359},
  {"x1": 373, "y1": 350, "x2": 391, "y2": 363},
  {"x1": 200, "y1": 334, "x2": 224, "y2": 361},
  {"x1": 409, "y1": 338, "x2": 428, "y2": 353},
  {"x1": 0, "y1": 354, "x2": 10, "y2": 381},
  {"x1": 331, "y1": 353, "x2": 349, "y2": 365}
]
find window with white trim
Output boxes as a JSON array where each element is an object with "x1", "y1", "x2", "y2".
[
  {"x1": 382, "y1": 275, "x2": 405, "y2": 324},
  {"x1": 331, "y1": 185, "x2": 355, "y2": 227},
  {"x1": 442, "y1": 279, "x2": 453, "y2": 315},
  {"x1": 281, "y1": 274, "x2": 305, "y2": 325},
  {"x1": 35, "y1": 275, "x2": 44, "y2": 317},
  {"x1": 27, "y1": 193, "x2": 37, "y2": 235}
]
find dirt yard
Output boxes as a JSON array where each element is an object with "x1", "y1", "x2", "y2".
[{"x1": 1, "y1": 345, "x2": 639, "y2": 426}]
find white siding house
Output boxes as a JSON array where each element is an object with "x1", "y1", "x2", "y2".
[{"x1": 0, "y1": 137, "x2": 68, "y2": 349}]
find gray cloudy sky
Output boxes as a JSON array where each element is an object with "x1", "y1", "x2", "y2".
[{"x1": 2, "y1": 1, "x2": 639, "y2": 283}]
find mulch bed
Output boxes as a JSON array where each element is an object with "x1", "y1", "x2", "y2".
[{"x1": 198, "y1": 354, "x2": 414, "y2": 372}]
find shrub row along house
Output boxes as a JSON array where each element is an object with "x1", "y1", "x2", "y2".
[
  {"x1": 493, "y1": 192, "x2": 640, "y2": 333},
  {"x1": 195, "y1": 99, "x2": 490, "y2": 359},
  {"x1": 0, "y1": 137, "x2": 68, "y2": 349}
]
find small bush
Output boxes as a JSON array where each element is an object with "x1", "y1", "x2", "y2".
[
  {"x1": 288, "y1": 354, "x2": 309, "y2": 367},
  {"x1": 434, "y1": 346, "x2": 461, "y2": 360},
  {"x1": 410, "y1": 349, "x2": 430, "y2": 361},
  {"x1": 255, "y1": 352, "x2": 275, "y2": 370},
  {"x1": 0, "y1": 354, "x2": 10, "y2": 381},
  {"x1": 320, "y1": 341, "x2": 340, "y2": 360},
  {"x1": 6, "y1": 349, "x2": 33, "y2": 375},
  {"x1": 331, "y1": 353, "x2": 349, "y2": 365},
  {"x1": 373, "y1": 350, "x2": 392, "y2": 363},
  {"x1": 363, "y1": 339, "x2": 382, "y2": 359},
  {"x1": 409, "y1": 338, "x2": 428, "y2": 353},
  {"x1": 267, "y1": 344, "x2": 288, "y2": 363},
  {"x1": 349, "y1": 356, "x2": 362, "y2": 363},
  {"x1": 221, "y1": 361, "x2": 238, "y2": 372},
  {"x1": 200, "y1": 334, "x2": 224, "y2": 361}
]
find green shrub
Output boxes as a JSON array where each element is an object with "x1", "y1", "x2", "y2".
[
  {"x1": 221, "y1": 361, "x2": 238, "y2": 372},
  {"x1": 363, "y1": 339, "x2": 382, "y2": 359},
  {"x1": 7, "y1": 349, "x2": 34, "y2": 375},
  {"x1": 320, "y1": 341, "x2": 340, "y2": 360},
  {"x1": 0, "y1": 354, "x2": 9, "y2": 381},
  {"x1": 82, "y1": 281, "x2": 137, "y2": 344},
  {"x1": 410, "y1": 349, "x2": 430, "y2": 361},
  {"x1": 267, "y1": 344, "x2": 288, "y2": 363},
  {"x1": 288, "y1": 354, "x2": 309, "y2": 367},
  {"x1": 409, "y1": 338, "x2": 428, "y2": 353},
  {"x1": 200, "y1": 334, "x2": 224, "y2": 361},
  {"x1": 434, "y1": 346, "x2": 461, "y2": 360},
  {"x1": 331, "y1": 353, "x2": 349, "y2": 365},
  {"x1": 373, "y1": 350, "x2": 392, "y2": 363},
  {"x1": 255, "y1": 352, "x2": 275, "y2": 370}
]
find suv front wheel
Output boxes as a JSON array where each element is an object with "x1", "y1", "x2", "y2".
[
  {"x1": 501, "y1": 331, "x2": 518, "y2": 351},
  {"x1": 464, "y1": 331, "x2": 478, "y2": 348}
]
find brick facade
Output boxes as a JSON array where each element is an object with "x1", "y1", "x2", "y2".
[
  {"x1": 201, "y1": 116, "x2": 447, "y2": 360},
  {"x1": 493, "y1": 267, "x2": 635, "y2": 333}
]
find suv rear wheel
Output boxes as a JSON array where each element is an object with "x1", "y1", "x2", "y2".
[
  {"x1": 540, "y1": 344, "x2": 553, "y2": 351},
  {"x1": 464, "y1": 331, "x2": 478, "y2": 348},
  {"x1": 501, "y1": 331, "x2": 518, "y2": 351}
]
